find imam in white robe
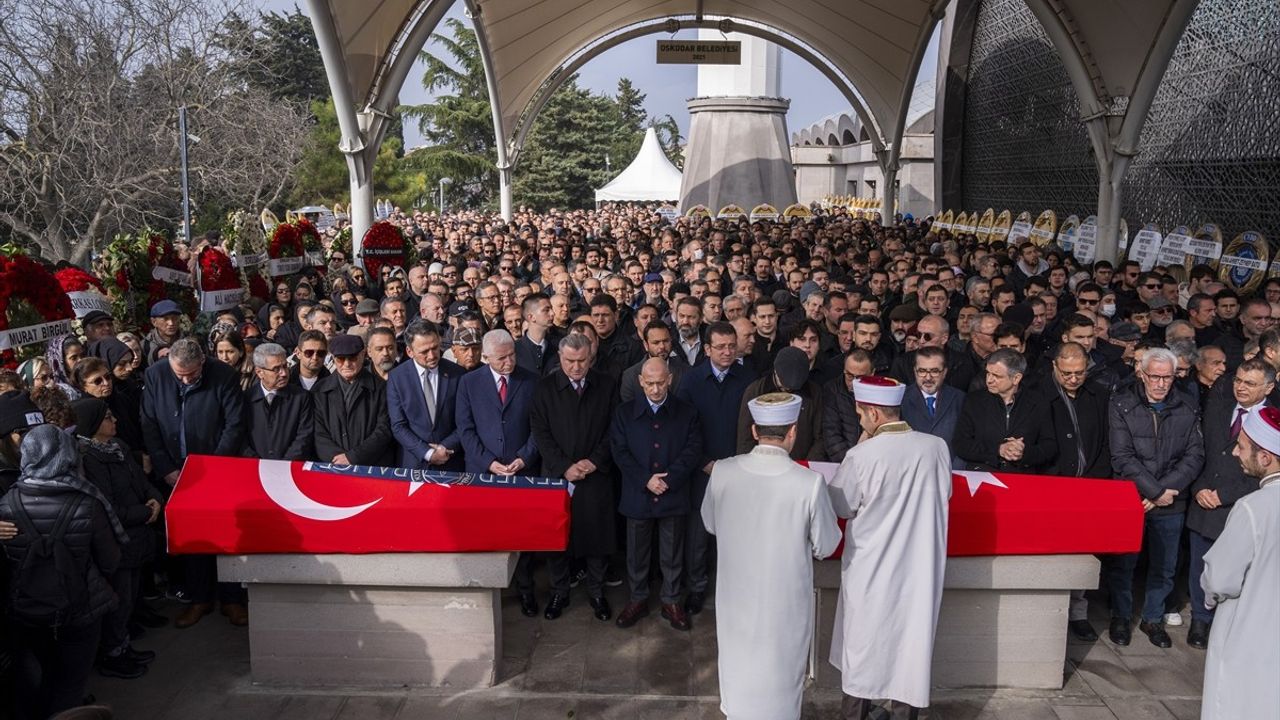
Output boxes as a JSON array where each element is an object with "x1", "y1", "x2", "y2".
[
  {"x1": 827, "y1": 422, "x2": 951, "y2": 709},
  {"x1": 1199, "y1": 474, "x2": 1280, "y2": 720},
  {"x1": 702, "y1": 443, "x2": 842, "y2": 720}
]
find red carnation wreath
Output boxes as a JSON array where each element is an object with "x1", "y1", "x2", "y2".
[
  {"x1": 0, "y1": 254, "x2": 76, "y2": 368},
  {"x1": 197, "y1": 247, "x2": 243, "y2": 311},
  {"x1": 359, "y1": 221, "x2": 409, "y2": 279},
  {"x1": 146, "y1": 234, "x2": 198, "y2": 319},
  {"x1": 54, "y1": 267, "x2": 106, "y2": 294},
  {"x1": 268, "y1": 223, "x2": 305, "y2": 278},
  {"x1": 296, "y1": 219, "x2": 326, "y2": 273}
]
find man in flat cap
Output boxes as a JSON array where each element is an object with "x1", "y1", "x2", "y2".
[
  {"x1": 312, "y1": 334, "x2": 394, "y2": 467},
  {"x1": 702, "y1": 392, "x2": 841, "y2": 720},
  {"x1": 829, "y1": 376, "x2": 952, "y2": 720}
]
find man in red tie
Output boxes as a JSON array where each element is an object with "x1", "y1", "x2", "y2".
[{"x1": 456, "y1": 329, "x2": 541, "y2": 614}]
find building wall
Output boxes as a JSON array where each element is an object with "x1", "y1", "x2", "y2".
[
  {"x1": 956, "y1": 0, "x2": 1280, "y2": 241},
  {"x1": 792, "y1": 136, "x2": 936, "y2": 217}
]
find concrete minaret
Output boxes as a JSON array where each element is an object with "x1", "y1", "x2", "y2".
[{"x1": 679, "y1": 31, "x2": 797, "y2": 212}]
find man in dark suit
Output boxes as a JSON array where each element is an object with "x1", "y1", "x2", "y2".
[
  {"x1": 455, "y1": 329, "x2": 541, "y2": 614},
  {"x1": 1039, "y1": 341, "x2": 1112, "y2": 642},
  {"x1": 288, "y1": 330, "x2": 330, "y2": 391},
  {"x1": 530, "y1": 333, "x2": 618, "y2": 622},
  {"x1": 387, "y1": 320, "x2": 466, "y2": 471},
  {"x1": 1184, "y1": 358, "x2": 1273, "y2": 649},
  {"x1": 821, "y1": 349, "x2": 871, "y2": 460},
  {"x1": 610, "y1": 358, "x2": 702, "y2": 631},
  {"x1": 140, "y1": 337, "x2": 244, "y2": 629},
  {"x1": 619, "y1": 321, "x2": 688, "y2": 403},
  {"x1": 901, "y1": 346, "x2": 966, "y2": 469},
  {"x1": 312, "y1": 334, "x2": 395, "y2": 467},
  {"x1": 244, "y1": 342, "x2": 314, "y2": 463},
  {"x1": 515, "y1": 293, "x2": 560, "y2": 376},
  {"x1": 674, "y1": 321, "x2": 755, "y2": 615}
]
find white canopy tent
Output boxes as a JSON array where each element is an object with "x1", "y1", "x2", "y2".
[{"x1": 594, "y1": 128, "x2": 683, "y2": 206}]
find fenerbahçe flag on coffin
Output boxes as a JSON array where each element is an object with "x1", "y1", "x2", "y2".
[
  {"x1": 802, "y1": 462, "x2": 1145, "y2": 557},
  {"x1": 165, "y1": 456, "x2": 571, "y2": 554}
]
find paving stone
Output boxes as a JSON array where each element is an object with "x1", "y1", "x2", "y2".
[
  {"x1": 335, "y1": 696, "x2": 407, "y2": 720},
  {"x1": 394, "y1": 694, "x2": 457, "y2": 719},
  {"x1": 1099, "y1": 697, "x2": 1176, "y2": 720},
  {"x1": 1158, "y1": 698, "x2": 1202, "y2": 720},
  {"x1": 1049, "y1": 705, "x2": 1117, "y2": 720},
  {"x1": 275, "y1": 695, "x2": 346, "y2": 720},
  {"x1": 523, "y1": 642, "x2": 587, "y2": 693}
]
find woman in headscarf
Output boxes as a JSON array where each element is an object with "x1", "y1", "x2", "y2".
[
  {"x1": 86, "y1": 338, "x2": 145, "y2": 458},
  {"x1": 0, "y1": 424, "x2": 126, "y2": 719},
  {"x1": 45, "y1": 335, "x2": 85, "y2": 400},
  {"x1": 72, "y1": 397, "x2": 163, "y2": 679},
  {"x1": 116, "y1": 332, "x2": 145, "y2": 375},
  {"x1": 16, "y1": 358, "x2": 54, "y2": 392}
]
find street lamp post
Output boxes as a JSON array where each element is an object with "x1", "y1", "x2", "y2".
[
  {"x1": 178, "y1": 106, "x2": 192, "y2": 245},
  {"x1": 439, "y1": 177, "x2": 452, "y2": 214}
]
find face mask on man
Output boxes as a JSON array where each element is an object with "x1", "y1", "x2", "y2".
[{"x1": 1100, "y1": 303, "x2": 1116, "y2": 317}]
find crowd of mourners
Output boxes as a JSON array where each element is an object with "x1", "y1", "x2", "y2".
[{"x1": 1, "y1": 203, "x2": 1277, "y2": 719}]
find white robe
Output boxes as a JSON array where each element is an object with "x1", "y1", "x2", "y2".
[
  {"x1": 702, "y1": 444, "x2": 842, "y2": 720},
  {"x1": 827, "y1": 422, "x2": 951, "y2": 708},
  {"x1": 1199, "y1": 475, "x2": 1280, "y2": 720}
]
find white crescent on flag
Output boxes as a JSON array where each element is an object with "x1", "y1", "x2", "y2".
[{"x1": 259, "y1": 460, "x2": 381, "y2": 521}]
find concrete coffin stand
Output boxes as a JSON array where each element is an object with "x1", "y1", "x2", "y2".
[
  {"x1": 218, "y1": 552, "x2": 516, "y2": 689},
  {"x1": 813, "y1": 554, "x2": 1101, "y2": 690}
]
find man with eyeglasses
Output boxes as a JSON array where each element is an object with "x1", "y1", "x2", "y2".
[
  {"x1": 1107, "y1": 347, "x2": 1204, "y2": 648},
  {"x1": 901, "y1": 346, "x2": 965, "y2": 469},
  {"x1": 245, "y1": 342, "x2": 313, "y2": 465},
  {"x1": 890, "y1": 315, "x2": 975, "y2": 392},
  {"x1": 1038, "y1": 342, "x2": 1112, "y2": 641}
]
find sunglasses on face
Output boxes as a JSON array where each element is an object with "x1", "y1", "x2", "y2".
[
  {"x1": 301, "y1": 349, "x2": 327, "y2": 359},
  {"x1": 341, "y1": 298, "x2": 357, "y2": 306},
  {"x1": 87, "y1": 375, "x2": 111, "y2": 386}
]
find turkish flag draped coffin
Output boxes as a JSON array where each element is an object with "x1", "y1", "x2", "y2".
[
  {"x1": 803, "y1": 462, "x2": 1144, "y2": 557},
  {"x1": 166, "y1": 456, "x2": 571, "y2": 554}
]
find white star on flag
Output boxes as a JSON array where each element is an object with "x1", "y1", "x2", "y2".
[{"x1": 956, "y1": 470, "x2": 1008, "y2": 497}]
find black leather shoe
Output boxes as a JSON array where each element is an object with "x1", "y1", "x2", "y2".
[
  {"x1": 1139, "y1": 621, "x2": 1172, "y2": 648},
  {"x1": 120, "y1": 646, "x2": 156, "y2": 665},
  {"x1": 1069, "y1": 619, "x2": 1098, "y2": 642},
  {"x1": 589, "y1": 596, "x2": 612, "y2": 621},
  {"x1": 519, "y1": 593, "x2": 539, "y2": 618},
  {"x1": 543, "y1": 594, "x2": 569, "y2": 620},
  {"x1": 1109, "y1": 618, "x2": 1131, "y2": 646},
  {"x1": 685, "y1": 590, "x2": 706, "y2": 615},
  {"x1": 1187, "y1": 619, "x2": 1211, "y2": 649}
]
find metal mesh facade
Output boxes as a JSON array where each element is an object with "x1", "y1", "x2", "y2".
[{"x1": 960, "y1": 0, "x2": 1280, "y2": 241}]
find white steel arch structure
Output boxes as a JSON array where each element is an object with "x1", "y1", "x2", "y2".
[{"x1": 307, "y1": 0, "x2": 1196, "y2": 263}]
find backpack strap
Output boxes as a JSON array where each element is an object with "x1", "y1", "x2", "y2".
[{"x1": 10, "y1": 491, "x2": 84, "y2": 542}]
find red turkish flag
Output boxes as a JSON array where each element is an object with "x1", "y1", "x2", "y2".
[
  {"x1": 803, "y1": 462, "x2": 1144, "y2": 557},
  {"x1": 165, "y1": 456, "x2": 571, "y2": 554}
]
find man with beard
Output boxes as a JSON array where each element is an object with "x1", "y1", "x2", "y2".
[
  {"x1": 620, "y1": 322, "x2": 688, "y2": 403},
  {"x1": 748, "y1": 298, "x2": 783, "y2": 370},
  {"x1": 673, "y1": 297, "x2": 706, "y2": 367},
  {"x1": 365, "y1": 327, "x2": 399, "y2": 381}
]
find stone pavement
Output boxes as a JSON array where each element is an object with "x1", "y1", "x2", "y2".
[{"x1": 89, "y1": 586, "x2": 1205, "y2": 720}]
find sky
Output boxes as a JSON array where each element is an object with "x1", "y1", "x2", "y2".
[{"x1": 259, "y1": 0, "x2": 938, "y2": 150}]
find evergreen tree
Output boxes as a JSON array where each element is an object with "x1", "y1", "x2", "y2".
[
  {"x1": 400, "y1": 18, "x2": 498, "y2": 209},
  {"x1": 289, "y1": 99, "x2": 414, "y2": 209},
  {"x1": 515, "y1": 77, "x2": 621, "y2": 210},
  {"x1": 218, "y1": 9, "x2": 328, "y2": 106}
]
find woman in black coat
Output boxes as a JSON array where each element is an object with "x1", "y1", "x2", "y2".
[
  {"x1": 73, "y1": 398, "x2": 163, "y2": 679},
  {"x1": 0, "y1": 424, "x2": 126, "y2": 719},
  {"x1": 86, "y1": 338, "x2": 146, "y2": 457}
]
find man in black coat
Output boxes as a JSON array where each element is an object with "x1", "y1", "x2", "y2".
[
  {"x1": 953, "y1": 349, "x2": 1057, "y2": 473},
  {"x1": 1184, "y1": 358, "x2": 1274, "y2": 648},
  {"x1": 529, "y1": 333, "x2": 618, "y2": 622},
  {"x1": 139, "y1": 337, "x2": 244, "y2": 629},
  {"x1": 312, "y1": 334, "x2": 395, "y2": 467},
  {"x1": 610, "y1": 358, "x2": 702, "y2": 632},
  {"x1": 244, "y1": 343, "x2": 314, "y2": 464},
  {"x1": 515, "y1": 293, "x2": 560, "y2": 377},
  {"x1": 821, "y1": 350, "x2": 871, "y2": 460},
  {"x1": 1039, "y1": 342, "x2": 1112, "y2": 642}
]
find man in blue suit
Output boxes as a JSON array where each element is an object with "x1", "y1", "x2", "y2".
[
  {"x1": 674, "y1": 321, "x2": 755, "y2": 615},
  {"x1": 387, "y1": 320, "x2": 465, "y2": 471},
  {"x1": 901, "y1": 346, "x2": 966, "y2": 469},
  {"x1": 455, "y1": 329, "x2": 541, "y2": 614}
]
